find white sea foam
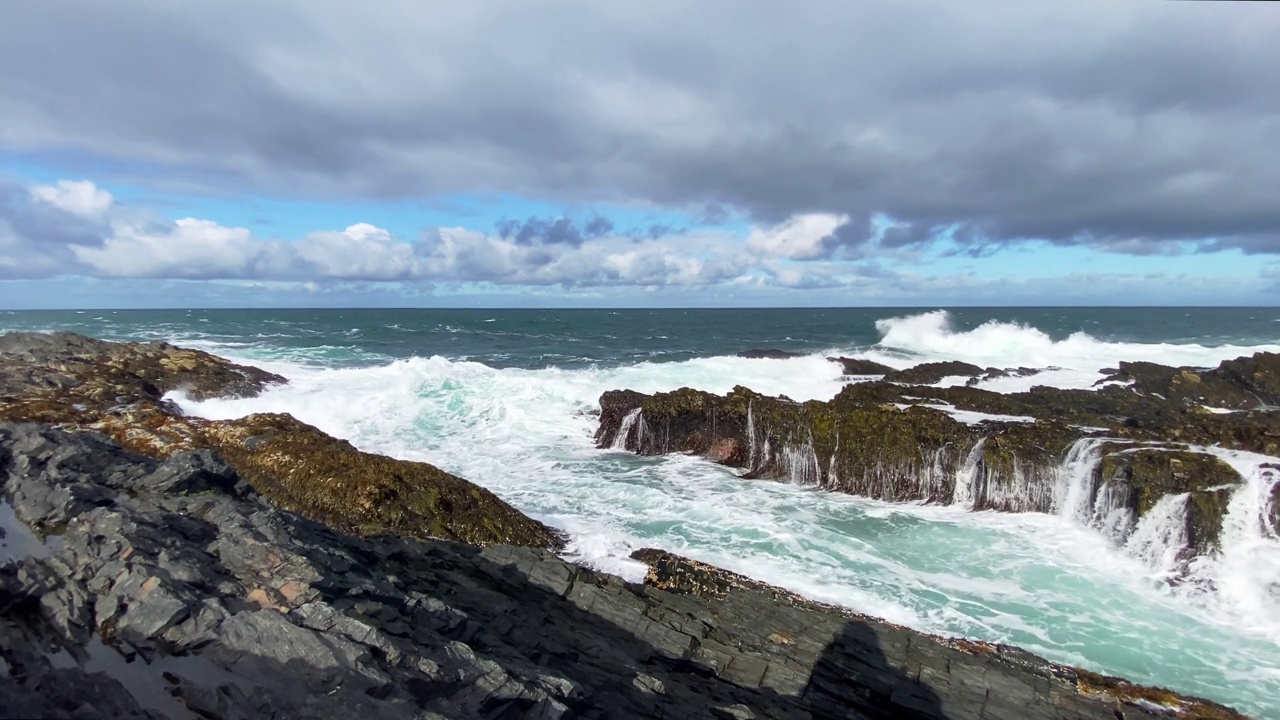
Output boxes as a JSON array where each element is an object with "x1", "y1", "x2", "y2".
[
  {"x1": 895, "y1": 400, "x2": 1036, "y2": 426},
  {"x1": 857, "y1": 310, "x2": 1280, "y2": 391}
]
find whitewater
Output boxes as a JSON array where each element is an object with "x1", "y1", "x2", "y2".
[{"x1": 6, "y1": 307, "x2": 1280, "y2": 716}]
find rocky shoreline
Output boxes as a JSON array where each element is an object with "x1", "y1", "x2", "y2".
[
  {"x1": 595, "y1": 353, "x2": 1280, "y2": 570},
  {"x1": 0, "y1": 332, "x2": 1256, "y2": 718}
]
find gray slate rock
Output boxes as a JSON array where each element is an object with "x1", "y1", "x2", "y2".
[{"x1": 0, "y1": 422, "x2": 1244, "y2": 720}]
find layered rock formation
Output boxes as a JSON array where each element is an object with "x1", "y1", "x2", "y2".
[
  {"x1": 0, "y1": 423, "x2": 1244, "y2": 719},
  {"x1": 596, "y1": 354, "x2": 1280, "y2": 565}
]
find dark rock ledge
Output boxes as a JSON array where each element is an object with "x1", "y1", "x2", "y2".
[
  {"x1": 596, "y1": 353, "x2": 1280, "y2": 564},
  {"x1": 0, "y1": 423, "x2": 1244, "y2": 719}
]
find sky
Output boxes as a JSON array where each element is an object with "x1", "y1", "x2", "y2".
[{"x1": 0, "y1": 1, "x2": 1277, "y2": 308}]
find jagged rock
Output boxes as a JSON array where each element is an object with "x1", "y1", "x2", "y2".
[
  {"x1": 0, "y1": 332, "x2": 562, "y2": 550},
  {"x1": 1095, "y1": 353, "x2": 1280, "y2": 410},
  {"x1": 1099, "y1": 448, "x2": 1241, "y2": 557},
  {"x1": 737, "y1": 349, "x2": 803, "y2": 359},
  {"x1": 965, "y1": 366, "x2": 1043, "y2": 386},
  {"x1": 597, "y1": 384, "x2": 1077, "y2": 507},
  {"x1": 825, "y1": 357, "x2": 896, "y2": 376},
  {"x1": 0, "y1": 423, "x2": 1243, "y2": 720},
  {"x1": 595, "y1": 380, "x2": 1279, "y2": 555},
  {"x1": 0, "y1": 331, "x2": 285, "y2": 405},
  {"x1": 882, "y1": 361, "x2": 984, "y2": 385}
]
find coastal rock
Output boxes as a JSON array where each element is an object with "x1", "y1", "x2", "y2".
[
  {"x1": 825, "y1": 357, "x2": 895, "y2": 376},
  {"x1": 0, "y1": 423, "x2": 1243, "y2": 719},
  {"x1": 0, "y1": 331, "x2": 285, "y2": 404},
  {"x1": 595, "y1": 378, "x2": 1277, "y2": 558},
  {"x1": 882, "y1": 361, "x2": 984, "y2": 385},
  {"x1": 965, "y1": 366, "x2": 1043, "y2": 386},
  {"x1": 1098, "y1": 448, "x2": 1241, "y2": 559},
  {"x1": 0, "y1": 331, "x2": 563, "y2": 550},
  {"x1": 736, "y1": 349, "x2": 804, "y2": 360},
  {"x1": 1095, "y1": 353, "x2": 1280, "y2": 410}
]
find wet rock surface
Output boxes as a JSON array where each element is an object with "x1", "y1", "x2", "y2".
[
  {"x1": 736, "y1": 349, "x2": 804, "y2": 360},
  {"x1": 0, "y1": 332, "x2": 562, "y2": 550},
  {"x1": 0, "y1": 423, "x2": 1243, "y2": 719},
  {"x1": 596, "y1": 353, "x2": 1280, "y2": 558},
  {"x1": 826, "y1": 357, "x2": 896, "y2": 376},
  {"x1": 882, "y1": 361, "x2": 985, "y2": 385}
]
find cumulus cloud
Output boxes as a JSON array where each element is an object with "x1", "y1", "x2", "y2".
[
  {"x1": 30, "y1": 180, "x2": 114, "y2": 218},
  {"x1": 294, "y1": 223, "x2": 416, "y2": 280},
  {"x1": 745, "y1": 213, "x2": 851, "y2": 260},
  {"x1": 73, "y1": 218, "x2": 261, "y2": 278},
  {"x1": 0, "y1": 177, "x2": 766, "y2": 288},
  {"x1": 0, "y1": 1, "x2": 1277, "y2": 257},
  {"x1": 0, "y1": 172, "x2": 1269, "y2": 305}
]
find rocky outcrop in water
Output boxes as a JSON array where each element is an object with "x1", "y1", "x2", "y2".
[
  {"x1": 826, "y1": 357, "x2": 896, "y2": 376},
  {"x1": 881, "y1": 361, "x2": 985, "y2": 385},
  {"x1": 1097, "y1": 354, "x2": 1280, "y2": 410},
  {"x1": 0, "y1": 332, "x2": 562, "y2": 549},
  {"x1": 737, "y1": 349, "x2": 804, "y2": 359},
  {"x1": 0, "y1": 423, "x2": 1244, "y2": 719},
  {"x1": 596, "y1": 354, "x2": 1280, "y2": 565}
]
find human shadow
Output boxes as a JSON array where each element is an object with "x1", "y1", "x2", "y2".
[{"x1": 802, "y1": 621, "x2": 947, "y2": 720}]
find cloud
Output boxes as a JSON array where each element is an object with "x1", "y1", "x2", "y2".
[
  {"x1": 0, "y1": 1, "x2": 1276, "y2": 257},
  {"x1": 0, "y1": 175, "x2": 1270, "y2": 305},
  {"x1": 0, "y1": 179, "x2": 118, "y2": 277},
  {"x1": 30, "y1": 180, "x2": 114, "y2": 218},
  {"x1": 72, "y1": 218, "x2": 262, "y2": 278},
  {"x1": 493, "y1": 214, "x2": 615, "y2": 245},
  {"x1": 744, "y1": 213, "x2": 851, "y2": 261},
  {"x1": 294, "y1": 223, "x2": 416, "y2": 280},
  {"x1": 0, "y1": 177, "x2": 761, "y2": 288}
]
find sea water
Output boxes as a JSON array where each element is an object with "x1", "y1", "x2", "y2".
[{"x1": 4, "y1": 307, "x2": 1279, "y2": 716}]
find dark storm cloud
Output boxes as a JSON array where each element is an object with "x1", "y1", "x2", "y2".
[{"x1": 1, "y1": 1, "x2": 1278, "y2": 253}]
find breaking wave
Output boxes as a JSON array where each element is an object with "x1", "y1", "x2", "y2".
[{"x1": 863, "y1": 310, "x2": 1280, "y2": 391}]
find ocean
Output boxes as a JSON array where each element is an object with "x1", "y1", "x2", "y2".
[{"x1": 4, "y1": 306, "x2": 1279, "y2": 717}]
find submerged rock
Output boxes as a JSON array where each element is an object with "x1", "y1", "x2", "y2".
[
  {"x1": 0, "y1": 423, "x2": 1245, "y2": 719},
  {"x1": 737, "y1": 349, "x2": 804, "y2": 359},
  {"x1": 0, "y1": 331, "x2": 563, "y2": 550}
]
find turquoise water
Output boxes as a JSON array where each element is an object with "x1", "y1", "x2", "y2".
[{"x1": 4, "y1": 307, "x2": 1279, "y2": 717}]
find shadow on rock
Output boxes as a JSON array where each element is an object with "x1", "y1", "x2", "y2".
[{"x1": 804, "y1": 623, "x2": 945, "y2": 719}]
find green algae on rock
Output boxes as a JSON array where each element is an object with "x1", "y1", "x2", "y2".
[
  {"x1": 597, "y1": 355, "x2": 1280, "y2": 565},
  {"x1": 198, "y1": 412, "x2": 562, "y2": 547}
]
